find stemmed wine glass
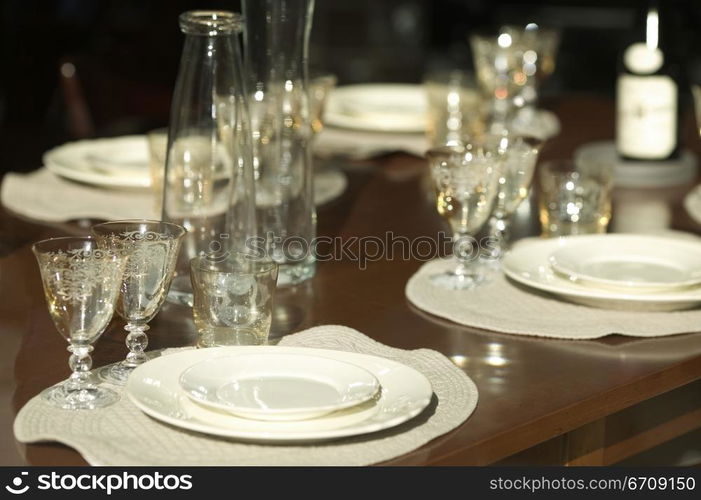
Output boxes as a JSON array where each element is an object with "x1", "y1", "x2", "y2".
[
  {"x1": 483, "y1": 132, "x2": 543, "y2": 264},
  {"x1": 91, "y1": 220, "x2": 185, "y2": 384},
  {"x1": 32, "y1": 237, "x2": 125, "y2": 410},
  {"x1": 426, "y1": 145, "x2": 503, "y2": 289},
  {"x1": 470, "y1": 24, "x2": 559, "y2": 127}
]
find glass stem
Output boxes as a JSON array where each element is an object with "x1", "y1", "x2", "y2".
[
  {"x1": 488, "y1": 215, "x2": 511, "y2": 260},
  {"x1": 124, "y1": 323, "x2": 149, "y2": 367},
  {"x1": 452, "y1": 232, "x2": 475, "y2": 276},
  {"x1": 65, "y1": 344, "x2": 94, "y2": 393}
]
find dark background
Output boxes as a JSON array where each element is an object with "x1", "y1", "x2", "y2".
[{"x1": 1, "y1": 0, "x2": 700, "y2": 174}]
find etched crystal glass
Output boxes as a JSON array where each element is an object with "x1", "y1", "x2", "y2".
[
  {"x1": 33, "y1": 237, "x2": 125, "y2": 409},
  {"x1": 470, "y1": 24, "x2": 559, "y2": 124},
  {"x1": 190, "y1": 253, "x2": 278, "y2": 347},
  {"x1": 482, "y1": 132, "x2": 543, "y2": 262},
  {"x1": 91, "y1": 220, "x2": 185, "y2": 384},
  {"x1": 426, "y1": 146, "x2": 502, "y2": 289}
]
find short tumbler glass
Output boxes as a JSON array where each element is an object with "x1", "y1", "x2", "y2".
[
  {"x1": 538, "y1": 159, "x2": 613, "y2": 237},
  {"x1": 190, "y1": 253, "x2": 279, "y2": 347}
]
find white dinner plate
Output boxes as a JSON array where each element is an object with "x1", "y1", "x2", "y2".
[
  {"x1": 549, "y1": 234, "x2": 701, "y2": 293},
  {"x1": 127, "y1": 346, "x2": 433, "y2": 442},
  {"x1": 179, "y1": 353, "x2": 380, "y2": 421},
  {"x1": 502, "y1": 235, "x2": 701, "y2": 311},
  {"x1": 44, "y1": 136, "x2": 151, "y2": 189},
  {"x1": 324, "y1": 84, "x2": 427, "y2": 133}
]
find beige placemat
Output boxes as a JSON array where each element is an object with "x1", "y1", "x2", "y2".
[
  {"x1": 2, "y1": 168, "x2": 347, "y2": 222},
  {"x1": 14, "y1": 325, "x2": 478, "y2": 466},
  {"x1": 406, "y1": 259, "x2": 701, "y2": 339}
]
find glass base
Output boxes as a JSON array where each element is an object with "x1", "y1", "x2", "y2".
[
  {"x1": 42, "y1": 383, "x2": 119, "y2": 410},
  {"x1": 97, "y1": 363, "x2": 134, "y2": 386},
  {"x1": 430, "y1": 263, "x2": 491, "y2": 290},
  {"x1": 276, "y1": 259, "x2": 315, "y2": 287},
  {"x1": 197, "y1": 327, "x2": 269, "y2": 348},
  {"x1": 97, "y1": 354, "x2": 157, "y2": 385}
]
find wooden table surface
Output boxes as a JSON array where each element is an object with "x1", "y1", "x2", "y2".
[{"x1": 1, "y1": 94, "x2": 701, "y2": 466}]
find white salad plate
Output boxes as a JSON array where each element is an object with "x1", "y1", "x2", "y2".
[
  {"x1": 179, "y1": 353, "x2": 380, "y2": 421},
  {"x1": 126, "y1": 346, "x2": 433, "y2": 442},
  {"x1": 548, "y1": 234, "x2": 701, "y2": 293},
  {"x1": 44, "y1": 135, "x2": 151, "y2": 189},
  {"x1": 324, "y1": 84, "x2": 427, "y2": 133},
  {"x1": 502, "y1": 235, "x2": 701, "y2": 311}
]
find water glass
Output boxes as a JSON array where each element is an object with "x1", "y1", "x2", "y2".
[
  {"x1": 538, "y1": 159, "x2": 613, "y2": 237},
  {"x1": 190, "y1": 253, "x2": 278, "y2": 347}
]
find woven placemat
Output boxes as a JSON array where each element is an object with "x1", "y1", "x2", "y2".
[
  {"x1": 406, "y1": 259, "x2": 701, "y2": 339},
  {"x1": 14, "y1": 325, "x2": 478, "y2": 465}
]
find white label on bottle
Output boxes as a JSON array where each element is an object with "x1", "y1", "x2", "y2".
[{"x1": 616, "y1": 74, "x2": 677, "y2": 159}]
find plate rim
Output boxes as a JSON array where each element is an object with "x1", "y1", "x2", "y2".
[
  {"x1": 43, "y1": 135, "x2": 152, "y2": 189},
  {"x1": 548, "y1": 236, "x2": 701, "y2": 291},
  {"x1": 502, "y1": 235, "x2": 701, "y2": 305},
  {"x1": 126, "y1": 345, "x2": 433, "y2": 442},
  {"x1": 324, "y1": 83, "x2": 427, "y2": 133},
  {"x1": 178, "y1": 352, "x2": 381, "y2": 418}
]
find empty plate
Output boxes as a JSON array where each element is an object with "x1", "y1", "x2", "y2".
[
  {"x1": 324, "y1": 84, "x2": 427, "y2": 133},
  {"x1": 549, "y1": 234, "x2": 701, "y2": 293},
  {"x1": 44, "y1": 136, "x2": 151, "y2": 189},
  {"x1": 127, "y1": 346, "x2": 433, "y2": 442},
  {"x1": 179, "y1": 353, "x2": 380, "y2": 421},
  {"x1": 502, "y1": 236, "x2": 701, "y2": 311}
]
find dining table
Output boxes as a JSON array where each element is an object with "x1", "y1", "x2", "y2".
[{"x1": 1, "y1": 94, "x2": 701, "y2": 466}]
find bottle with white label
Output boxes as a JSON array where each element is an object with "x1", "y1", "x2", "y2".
[{"x1": 616, "y1": 1, "x2": 680, "y2": 161}]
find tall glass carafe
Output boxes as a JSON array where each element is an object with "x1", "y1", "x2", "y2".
[
  {"x1": 162, "y1": 11, "x2": 256, "y2": 306},
  {"x1": 242, "y1": 0, "x2": 316, "y2": 285}
]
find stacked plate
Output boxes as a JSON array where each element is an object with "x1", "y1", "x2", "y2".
[
  {"x1": 44, "y1": 136, "x2": 152, "y2": 189},
  {"x1": 502, "y1": 234, "x2": 701, "y2": 311},
  {"x1": 324, "y1": 84, "x2": 428, "y2": 133},
  {"x1": 324, "y1": 83, "x2": 561, "y2": 140},
  {"x1": 126, "y1": 346, "x2": 433, "y2": 443}
]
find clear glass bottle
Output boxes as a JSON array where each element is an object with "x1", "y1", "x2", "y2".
[
  {"x1": 162, "y1": 11, "x2": 256, "y2": 306},
  {"x1": 616, "y1": 1, "x2": 681, "y2": 161},
  {"x1": 242, "y1": 0, "x2": 316, "y2": 286}
]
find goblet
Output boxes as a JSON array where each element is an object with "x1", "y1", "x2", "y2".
[
  {"x1": 91, "y1": 220, "x2": 186, "y2": 384},
  {"x1": 483, "y1": 132, "x2": 543, "y2": 263},
  {"x1": 32, "y1": 237, "x2": 125, "y2": 410},
  {"x1": 470, "y1": 24, "x2": 559, "y2": 125},
  {"x1": 426, "y1": 145, "x2": 502, "y2": 289}
]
